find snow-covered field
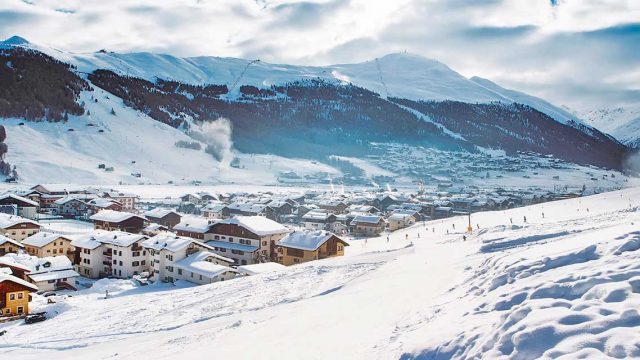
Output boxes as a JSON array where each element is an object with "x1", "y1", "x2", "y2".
[{"x1": 2, "y1": 187, "x2": 640, "y2": 359}]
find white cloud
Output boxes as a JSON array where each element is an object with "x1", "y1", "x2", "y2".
[{"x1": 0, "y1": 0, "x2": 638, "y2": 110}]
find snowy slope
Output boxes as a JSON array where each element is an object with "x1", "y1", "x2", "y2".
[
  {"x1": 2, "y1": 87, "x2": 340, "y2": 185},
  {"x1": 1, "y1": 36, "x2": 587, "y2": 127},
  {"x1": 2, "y1": 188, "x2": 640, "y2": 359},
  {"x1": 581, "y1": 106, "x2": 640, "y2": 147}
]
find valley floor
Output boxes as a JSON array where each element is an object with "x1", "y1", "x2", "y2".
[{"x1": 1, "y1": 188, "x2": 640, "y2": 359}]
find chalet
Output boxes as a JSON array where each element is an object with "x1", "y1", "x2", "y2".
[
  {"x1": 30, "y1": 184, "x2": 89, "y2": 208},
  {"x1": 0, "y1": 214, "x2": 40, "y2": 241},
  {"x1": 206, "y1": 216, "x2": 289, "y2": 265},
  {"x1": 386, "y1": 212, "x2": 416, "y2": 231},
  {"x1": 1, "y1": 254, "x2": 79, "y2": 292},
  {"x1": 90, "y1": 210, "x2": 147, "y2": 233},
  {"x1": 15, "y1": 189, "x2": 43, "y2": 207},
  {"x1": 350, "y1": 215, "x2": 385, "y2": 236},
  {"x1": 22, "y1": 232, "x2": 75, "y2": 261},
  {"x1": 143, "y1": 208, "x2": 182, "y2": 228},
  {"x1": 53, "y1": 196, "x2": 90, "y2": 218},
  {"x1": 267, "y1": 200, "x2": 295, "y2": 220},
  {"x1": 276, "y1": 230, "x2": 348, "y2": 266},
  {"x1": 173, "y1": 216, "x2": 213, "y2": 240},
  {"x1": 102, "y1": 191, "x2": 139, "y2": 211},
  {"x1": 0, "y1": 235, "x2": 23, "y2": 256},
  {"x1": 141, "y1": 233, "x2": 233, "y2": 283},
  {"x1": 434, "y1": 206, "x2": 453, "y2": 219},
  {"x1": 173, "y1": 251, "x2": 237, "y2": 285},
  {"x1": 0, "y1": 273, "x2": 38, "y2": 317},
  {"x1": 202, "y1": 204, "x2": 230, "y2": 219},
  {"x1": 301, "y1": 211, "x2": 337, "y2": 231},
  {"x1": 346, "y1": 205, "x2": 380, "y2": 215},
  {"x1": 227, "y1": 203, "x2": 277, "y2": 221},
  {"x1": 86, "y1": 198, "x2": 123, "y2": 215},
  {"x1": 180, "y1": 193, "x2": 202, "y2": 205},
  {"x1": 373, "y1": 195, "x2": 399, "y2": 211},
  {"x1": 317, "y1": 201, "x2": 348, "y2": 214},
  {"x1": 0, "y1": 193, "x2": 38, "y2": 220}
]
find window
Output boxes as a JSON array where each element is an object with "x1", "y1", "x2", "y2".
[
  {"x1": 245, "y1": 240, "x2": 251, "y2": 246},
  {"x1": 286, "y1": 248, "x2": 304, "y2": 257},
  {"x1": 166, "y1": 254, "x2": 173, "y2": 261},
  {"x1": 9, "y1": 293, "x2": 15, "y2": 300},
  {"x1": 119, "y1": 251, "x2": 122, "y2": 256},
  {"x1": 18, "y1": 292, "x2": 23, "y2": 299},
  {"x1": 294, "y1": 258, "x2": 300, "y2": 263},
  {"x1": 132, "y1": 261, "x2": 140, "y2": 266},
  {"x1": 141, "y1": 260, "x2": 146, "y2": 266},
  {"x1": 177, "y1": 268, "x2": 182, "y2": 275},
  {"x1": 239, "y1": 239, "x2": 244, "y2": 244},
  {"x1": 199, "y1": 275, "x2": 202, "y2": 280},
  {"x1": 113, "y1": 259, "x2": 117, "y2": 264},
  {"x1": 133, "y1": 251, "x2": 140, "y2": 257},
  {"x1": 229, "y1": 237, "x2": 234, "y2": 243},
  {"x1": 166, "y1": 266, "x2": 174, "y2": 272},
  {"x1": 119, "y1": 261, "x2": 123, "y2": 266},
  {"x1": 17, "y1": 306, "x2": 24, "y2": 314},
  {"x1": 214, "y1": 235, "x2": 219, "y2": 240},
  {"x1": 53, "y1": 249, "x2": 57, "y2": 254},
  {"x1": 54, "y1": 241, "x2": 57, "y2": 246},
  {"x1": 262, "y1": 241, "x2": 267, "y2": 246}
]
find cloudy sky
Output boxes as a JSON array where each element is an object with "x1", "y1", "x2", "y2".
[{"x1": 1, "y1": 0, "x2": 639, "y2": 111}]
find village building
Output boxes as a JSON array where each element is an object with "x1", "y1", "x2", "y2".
[
  {"x1": 0, "y1": 273, "x2": 38, "y2": 317},
  {"x1": 143, "y1": 208, "x2": 182, "y2": 228},
  {"x1": 206, "y1": 216, "x2": 289, "y2": 265},
  {"x1": 350, "y1": 215, "x2": 386, "y2": 236},
  {"x1": 141, "y1": 233, "x2": 233, "y2": 283},
  {"x1": 53, "y1": 196, "x2": 90, "y2": 218},
  {"x1": 90, "y1": 210, "x2": 147, "y2": 233},
  {"x1": 202, "y1": 203, "x2": 230, "y2": 219},
  {"x1": 86, "y1": 198, "x2": 123, "y2": 215},
  {"x1": 0, "y1": 213, "x2": 40, "y2": 241},
  {"x1": 70, "y1": 234, "x2": 106, "y2": 279},
  {"x1": 96, "y1": 232, "x2": 148, "y2": 278},
  {"x1": 0, "y1": 234, "x2": 23, "y2": 256},
  {"x1": 302, "y1": 211, "x2": 337, "y2": 231},
  {"x1": 276, "y1": 230, "x2": 348, "y2": 266},
  {"x1": 0, "y1": 254, "x2": 79, "y2": 291},
  {"x1": 386, "y1": 212, "x2": 416, "y2": 231},
  {"x1": 173, "y1": 251, "x2": 237, "y2": 285},
  {"x1": 173, "y1": 216, "x2": 213, "y2": 240},
  {"x1": 317, "y1": 201, "x2": 348, "y2": 214},
  {"x1": 0, "y1": 193, "x2": 39, "y2": 220},
  {"x1": 102, "y1": 191, "x2": 139, "y2": 211},
  {"x1": 22, "y1": 232, "x2": 74, "y2": 261}
]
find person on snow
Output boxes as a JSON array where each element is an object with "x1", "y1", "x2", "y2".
[{"x1": 523, "y1": 216, "x2": 527, "y2": 223}]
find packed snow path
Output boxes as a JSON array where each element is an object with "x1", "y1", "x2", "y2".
[{"x1": 2, "y1": 188, "x2": 640, "y2": 359}]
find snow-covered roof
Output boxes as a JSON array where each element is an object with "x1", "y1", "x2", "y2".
[
  {"x1": 70, "y1": 233, "x2": 104, "y2": 250},
  {"x1": 0, "y1": 234, "x2": 24, "y2": 248},
  {"x1": 0, "y1": 256, "x2": 31, "y2": 271},
  {"x1": 350, "y1": 215, "x2": 384, "y2": 226},
  {"x1": 0, "y1": 273, "x2": 38, "y2": 291},
  {"x1": 387, "y1": 213, "x2": 412, "y2": 221},
  {"x1": 174, "y1": 251, "x2": 236, "y2": 278},
  {"x1": 302, "y1": 211, "x2": 335, "y2": 221},
  {"x1": 143, "y1": 223, "x2": 168, "y2": 232},
  {"x1": 173, "y1": 216, "x2": 212, "y2": 233},
  {"x1": 1, "y1": 253, "x2": 73, "y2": 274},
  {"x1": 87, "y1": 198, "x2": 121, "y2": 208},
  {"x1": 141, "y1": 233, "x2": 203, "y2": 252},
  {"x1": 90, "y1": 210, "x2": 145, "y2": 223},
  {"x1": 237, "y1": 262, "x2": 286, "y2": 275},
  {"x1": 0, "y1": 213, "x2": 40, "y2": 229},
  {"x1": 22, "y1": 232, "x2": 69, "y2": 248},
  {"x1": 0, "y1": 193, "x2": 38, "y2": 207},
  {"x1": 218, "y1": 216, "x2": 289, "y2": 236},
  {"x1": 143, "y1": 208, "x2": 179, "y2": 219},
  {"x1": 205, "y1": 240, "x2": 258, "y2": 253},
  {"x1": 28, "y1": 268, "x2": 79, "y2": 282},
  {"x1": 278, "y1": 230, "x2": 346, "y2": 251},
  {"x1": 96, "y1": 231, "x2": 147, "y2": 247}
]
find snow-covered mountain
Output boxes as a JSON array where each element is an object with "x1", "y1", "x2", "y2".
[
  {"x1": 580, "y1": 106, "x2": 640, "y2": 148},
  {"x1": 0, "y1": 35, "x2": 632, "y2": 183}
]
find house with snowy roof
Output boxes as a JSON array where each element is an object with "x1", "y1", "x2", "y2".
[
  {"x1": 0, "y1": 253, "x2": 79, "y2": 291},
  {"x1": 86, "y1": 198, "x2": 123, "y2": 215},
  {"x1": 350, "y1": 215, "x2": 385, "y2": 236},
  {"x1": 276, "y1": 230, "x2": 348, "y2": 266},
  {"x1": 22, "y1": 232, "x2": 74, "y2": 261},
  {"x1": 206, "y1": 216, "x2": 290, "y2": 265},
  {"x1": 0, "y1": 213, "x2": 40, "y2": 241},
  {"x1": 143, "y1": 208, "x2": 182, "y2": 228},
  {"x1": 141, "y1": 233, "x2": 232, "y2": 283},
  {"x1": 0, "y1": 193, "x2": 39, "y2": 220},
  {"x1": 90, "y1": 210, "x2": 147, "y2": 234},
  {"x1": 102, "y1": 191, "x2": 139, "y2": 211},
  {"x1": 0, "y1": 234, "x2": 23, "y2": 256},
  {"x1": 301, "y1": 211, "x2": 337, "y2": 231},
  {"x1": 386, "y1": 212, "x2": 416, "y2": 231},
  {"x1": 173, "y1": 216, "x2": 214, "y2": 240},
  {"x1": 202, "y1": 203, "x2": 230, "y2": 219},
  {"x1": 174, "y1": 251, "x2": 237, "y2": 285},
  {"x1": 0, "y1": 273, "x2": 38, "y2": 317},
  {"x1": 94, "y1": 231, "x2": 148, "y2": 279},
  {"x1": 70, "y1": 233, "x2": 106, "y2": 278}
]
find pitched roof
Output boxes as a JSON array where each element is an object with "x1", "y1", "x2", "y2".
[
  {"x1": 0, "y1": 193, "x2": 38, "y2": 207},
  {"x1": 89, "y1": 210, "x2": 145, "y2": 223},
  {"x1": 69, "y1": 233, "x2": 104, "y2": 250},
  {"x1": 0, "y1": 234, "x2": 24, "y2": 248},
  {"x1": 95, "y1": 231, "x2": 146, "y2": 247},
  {"x1": 277, "y1": 230, "x2": 346, "y2": 251},
  {"x1": 0, "y1": 213, "x2": 39, "y2": 229},
  {"x1": 0, "y1": 273, "x2": 38, "y2": 291},
  {"x1": 217, "y1": 216, "x2": 289, "y2": 236},
  {"x1": 22, "y1": 232, "x2": 69, "y2": 248},
  {"x1": 141, "y1": 233, "x2": 205, "y2": 253},
  {"x1": 350, "y1": 215, "x2": 384, "y2": 226},
  {"x1": 205, "y1": 240, "x2": 258, "y2": 253},
  {"x1": 174, "y1": 251, "x2": 236, "y2": 278},
  {"x1": 173, "y1": 216, "x2": 212, "y2": 233},
  {"x1": 143, "y1": 208, "x2": 179, "y2": 219}
]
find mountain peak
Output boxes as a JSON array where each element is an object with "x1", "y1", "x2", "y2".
[{"x1": 1, "y1": 35, "x2": 30, "y2": 46}]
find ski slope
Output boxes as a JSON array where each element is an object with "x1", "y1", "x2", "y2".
[{"x1": 2, "y1": 188, "x2": 640, "y2": 359}]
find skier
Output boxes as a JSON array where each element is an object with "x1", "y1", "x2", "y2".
[
  {"x1": 542, "y1": 212, "x2": 545, "y2": 218},
  {"x1": 463, "y1": 235, "x2": 466, "y2": 241},
  {"x1": 405, "y1": 234, "x2": 408, "y2": 240},
  {"x1": 387, "y1": 235, "x2": 390, "y2": 243},
  {"x1": 452, "y1": 223, "x2": 455, "y2": 230},
  {"x1": 476, "y1": 224, "x2": 479, "y2": 229},
  {"x1": 105, "y1": 290, "x2": 109, "y2": 299},
  {"x1": 510, "y1": 218, "x2": 513, "y2": 224},
  {"x1": 523, "y1": 216, "x2": 527, "y2": 223},
  {"x1": 418, "y1": 233, "x2": 420, "y2": 238}
]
